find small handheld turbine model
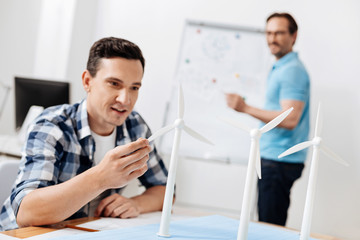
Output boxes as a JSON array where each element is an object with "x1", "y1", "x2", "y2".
[
  {"x1": 278, "y1": 103, "x2": 349, "y2": 240},
  {"x1": 220, "y1": 107, "x2": 293, "y2": 240},
  {"x1": 148, "y1": 84, "x2": 213, "y2": 237}
]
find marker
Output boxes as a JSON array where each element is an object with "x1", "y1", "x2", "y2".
[{"x1": 65, "y1": 224, "x2": 99, "y2": 232}]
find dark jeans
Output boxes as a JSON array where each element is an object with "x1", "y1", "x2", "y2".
[{"x1": 257, "y1": 158, "x2": 304, "y2": 226}]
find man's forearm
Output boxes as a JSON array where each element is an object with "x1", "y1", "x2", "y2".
[
  {"x1": 244, "y1": 105, "x2": 282, "y2": 124},
  {"x1": 131, "y1": 185, "x2": 166, "y2": 213},
  {"x1": 17, "y1": 138, "x2": 151, "y2": 227},
  {"x1": 244, "y1": 101, "x2": 303, "y2": 130},
  {"x1": 16, "y1": 167, "x2": 104, "y2": 227}
]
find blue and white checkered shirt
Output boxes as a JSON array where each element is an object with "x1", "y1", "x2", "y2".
[{"x1": 0, "y1": 100, "x2": 168, "y2": 231}]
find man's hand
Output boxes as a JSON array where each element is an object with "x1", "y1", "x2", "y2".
[
  {"x1": 16, "y1": 138, "x2": 151, "y2": 227},
  {"x1": 225, "y1": 93, "x2": 247, "y2": 112},
  {"x1": 94, "y1": 194, "x2": 140, "y2": 218},
  {"x1": 225, "y1": 93, "x2": 304, "y2": 130},
  {"x1": 95, "y1": 138, "x2": 151, "y2": 190}
]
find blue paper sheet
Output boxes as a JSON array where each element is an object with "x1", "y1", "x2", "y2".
[{"x1": 49, "y1": 215, "x2": 316, "y2": 240}]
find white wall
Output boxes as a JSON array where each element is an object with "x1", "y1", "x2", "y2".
[
  {"x1": 0, "y1": 0, "x2": 359, "y2": 239},
  {"x1": 93, "y1": 1, "x2": 360, "y2": 239},
  {"x1": 0, "y1": 0, "x2": 42, "y2": 134},
  {"x1": 66, "y1": 0, "x2": 100, "y2": 103}
]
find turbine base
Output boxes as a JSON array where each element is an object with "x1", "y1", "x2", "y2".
[{"x1": 157, "y1": 232, "x2": 171, "y2": 238}]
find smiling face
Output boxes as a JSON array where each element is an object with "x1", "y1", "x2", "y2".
[
  {"x1": 266, "y1": 17, "x2": 297, "y2": 60},
  {"x1": 82, "y1": 57, "x2": 143, "y2": 136}
]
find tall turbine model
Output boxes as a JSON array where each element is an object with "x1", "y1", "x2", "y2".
[
  {"x1": 220, "y1": 107, "x2": 293, "y2": 240},
  {"x1": 148, "y1": 85, "x2": 213, "y2": 237},
  {"x1": 278, "y1": 103, "x2": 349, "y2": 240}
]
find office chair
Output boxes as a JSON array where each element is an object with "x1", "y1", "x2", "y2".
[{"x1": 0, "y1": 158, "x2": 19, "y2": 206}]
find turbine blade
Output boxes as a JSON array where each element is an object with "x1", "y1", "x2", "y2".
[
  {"x1": 278, "y1": 141, "x2": 313, "y2": 158},
  {"x1": 321, "y1": 145, "x2": 349, "y2": 167},
  {"x1": 314, "y1": 103, "x2": 323, "y2": 137},
  {"x1": 217, "y1": 116, "x2": 251, "y2": 133},
  {"x1": 148, "y1": 124, "x2": 175, "y2": 142},
  {"x1": 183, "y1": 125, "x2": 214, "y2": 145},
  {"x1": 260, "y1": 107, "x2": 293, "y2": 134},
  {"x1": 178, "y1": 84, "x2": 184, "y2": 118},
  {"x1": 255, "y1": 144, "x2": 262, "y2": 179}
]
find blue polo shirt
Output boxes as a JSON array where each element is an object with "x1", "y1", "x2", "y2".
[{"x1": 260, "y1": 52, "x2": 310, "y2": 163}]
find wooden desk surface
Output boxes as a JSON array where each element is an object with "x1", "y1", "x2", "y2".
[{"x1": 1, "y1": 217, "x2": 99, "y2": 239}]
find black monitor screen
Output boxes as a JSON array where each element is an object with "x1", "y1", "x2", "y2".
[{"x1": 15, "y1": 76, "x2": 70, "y2": 129}]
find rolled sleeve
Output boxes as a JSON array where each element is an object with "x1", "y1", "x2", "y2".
[{"x1": 10, "y1": 121, "x2": 64, "y2": 217}]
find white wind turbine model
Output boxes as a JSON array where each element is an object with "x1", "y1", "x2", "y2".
[
  {"x1": 278, "y1": 103, "x2": 349, "y2": 240},
  {"x1": 148, "y1": 84, "x2": 213, "y2": 237},
  {"x1": 220, "y1": 107, "x2": 293, "y2": 240}
]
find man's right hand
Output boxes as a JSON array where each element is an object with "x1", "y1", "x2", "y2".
[
  {"x1": 225, "y1": 93, "x2": 247, "y2": 113},
  {"x1": 16, "y1": 138, "x2": 151, "y2": 227},
  {"x1": 95, "y1": 138, "x2": 150, "y2": 190}
]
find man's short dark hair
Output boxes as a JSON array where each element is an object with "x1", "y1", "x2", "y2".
[
  {"x1": 267, "y1": 12, "x2": 298, "y2": 34},
  {"x1": 87, "y1": 37, "x2": 145, "y2": 77}
]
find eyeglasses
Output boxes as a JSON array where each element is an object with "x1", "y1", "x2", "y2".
[{"x1": 265, "y1": 31, "x2": 289, "y2": 37}]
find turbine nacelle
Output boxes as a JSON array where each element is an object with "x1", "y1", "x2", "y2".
[
  {"x1": 174, "y1": 119, "x2": 184, "y2": 129},
  {"x1": 250, "y1": 129, "x2": 261, "y2": 139},
  {"x1": 312, "y1": 137, "x2": 322, "y2": 146}
]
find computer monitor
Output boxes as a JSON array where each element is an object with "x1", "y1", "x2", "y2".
[{"x1": 14, "y1": 76, "x2": 70, "y2": 129}]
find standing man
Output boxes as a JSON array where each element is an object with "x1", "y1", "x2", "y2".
[
  {"x1": 0, "y1": 37, "x2": 168, "y2": 230},
  {"x1": 226, "y1": 13, "x2": 310, "y2": 226}
]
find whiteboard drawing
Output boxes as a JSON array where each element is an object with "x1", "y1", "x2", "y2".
[{"x1": 160, "y1": 20, "x2": 273, "y2": 164}]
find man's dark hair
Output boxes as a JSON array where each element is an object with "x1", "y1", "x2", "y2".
[
  {"x1": 87, "y1": 37, "x2": 145, "y2": 77},
  {"x1": 267, "y1": 12, "x2": 298, "y2": 34}
]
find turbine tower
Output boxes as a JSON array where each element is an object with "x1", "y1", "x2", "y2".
[
  {"x1": 278, "y1": 103, "x2": 349, "y2": 240},
  {"x1": 148, "y1": 84, "x2": 213, "y2": 237},
  {"x1": 220, "y1": 107, "x2": 293, "y2": 240}
]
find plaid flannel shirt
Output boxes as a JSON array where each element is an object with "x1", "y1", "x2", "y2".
[{"x1": 0, "y1": 100, "x2": 168, "y2": 231}]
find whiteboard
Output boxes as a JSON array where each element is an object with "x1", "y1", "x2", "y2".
[{"x1": 159, "y1": 20, "x2": 272, "y2": 164}]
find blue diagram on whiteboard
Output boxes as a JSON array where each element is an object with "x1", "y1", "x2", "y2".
[{"x1": 160, "y1": 20, "x2": 273, "y2": 164}]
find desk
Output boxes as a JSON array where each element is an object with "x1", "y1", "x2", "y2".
[
  {"x1": 1, "y1": 217, "x2": 100, "y2": 239},
  {"x1": 1, "y1": 206, "x2": 341, "y2": 240}
]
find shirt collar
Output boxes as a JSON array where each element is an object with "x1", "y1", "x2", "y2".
[
  {"x1": 76, "y1": 99, "x2": 92, "y2": 140},
  {"x1": 273, "y1": 51, "x2": 298, "y2": 69}
]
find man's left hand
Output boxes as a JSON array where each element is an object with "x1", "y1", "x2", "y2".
[{"x1": 94, "y1": 194, "x2": 140, "y2": 218}]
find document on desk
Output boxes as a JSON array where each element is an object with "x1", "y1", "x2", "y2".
[
  {"x1": 48, "y1": 215, "x2": 318, "y2": 240},
  {"x1": 76, "y1": 211, "x2": 189, "y2": 231},
  {"x1": 24, "y1": 228, "x2": 86, "y2": 240}
]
